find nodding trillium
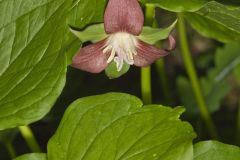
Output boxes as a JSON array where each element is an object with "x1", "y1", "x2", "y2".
[{"x1": 71, "y1": 0, "x2": 176, "y2": 73}]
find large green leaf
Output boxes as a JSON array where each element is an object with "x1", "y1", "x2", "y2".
[
  {"x1": 184, "y1": 2, "x2": 240, "y2": 43},
  {"x1": 194, "y1": 141, "x2": 240, "y2": 160},
  {"x1": 67, "y1": 0, "x2": 106, "y2": 28},
  {"x1": 48, "y1": 93, "x2": 195, "y2": 160},
  {"x1": 0, "y1": 0, "x2": 105, "y2": 129},
  {"x1": 14, "y1": 153, "x2": 47, "y2": 160},
  {"x1": 140, "y1": 0, "x2": 211, "y2": 12}
]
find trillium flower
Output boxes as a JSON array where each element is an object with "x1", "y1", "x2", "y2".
[{"x1": 72, "y1": 0, "x2": 176, "y2": 73}]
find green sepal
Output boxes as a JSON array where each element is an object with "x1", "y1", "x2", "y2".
[
  {"x1": 70, "y1": 23, "x2": 107, "y2": 43},
  {"x1": 138, "y1": 19, "x2": 178, "y2": 45},
  {"x1": 105, "y1": 62, "x2": 130, "y2": 79},
  {"x1": 70, "y1": 20, "x2": 177, "y2": 44}
]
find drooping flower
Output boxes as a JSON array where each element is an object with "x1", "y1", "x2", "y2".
[{"x1": 72, "y1": 0, "x2": 176, "y2": 73}]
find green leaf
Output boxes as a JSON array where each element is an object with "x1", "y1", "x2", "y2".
[
  {"x1": 138, "y1": 19, "x2": 178, "y2": 45},
  {"x1": 48, "y1": 93, "x2": 195, "y2": 160},
  {"x1": 194, "y1": 141, "x2": 240, "y2": 160},
  {"x1": 140, "y1": 0, "x2": 211, "y2": 12},
  {"x1": 0, "y1": 0, "x2": 105, "y2": 129},
  {"x1": 14, "y1": 153, "x2": 47, "y2": 160},
  {"x1": 105, "y1": 62, "x2": 130, "y2": 79},
  {"x1": 67, "y1": 0, "x2": 106, "y2": 28},
  {"x1": 184, "y1": 2, "x2": 240, "y2": 43},
  {"x1": 0, "y1": 0, "x2": 70, "y2": 130},
  {"x1": 70, "y1": 23, "x2": 107, "y2": 43}
]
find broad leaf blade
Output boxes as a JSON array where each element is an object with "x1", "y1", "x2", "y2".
[
  {"x1": 48, "y1": 93, "x2": 195, "y2": 160},
  {"x1": 139, "y1": 0, "x2": 211, "y2": 12},
  {"x1": 14, "y1": 153, "x2": 47, "y2": 160},
  {"x1": 0, "y1": 0, "x2": 105, "y2": 129},
  {"x1": 0, "y1": 0, "x2": 70, "y2": 129},
  {"x1": 67, "y1": 0, "x2": 106, "y2": 28},
  {"x1": 184, "y1": 2, "x2": 240, "y2": 43},
  {"x1": 194, "y1": 141, "x2": 240, "y2": 160}
]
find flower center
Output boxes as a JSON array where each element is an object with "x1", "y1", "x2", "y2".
[{"x1": 103, "y1": 32, "x2": 138, "y2": 71}]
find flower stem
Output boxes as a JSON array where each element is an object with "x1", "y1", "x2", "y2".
[
  {"x1": 141, "y1": 67, "x2": 152, "y2": 104},
  {"x1": 5, "y1": 142, "x2": 16, "y2": 158},
  {"x1": 141, "y1": 4, "x2": 155, "y2": 104},
  {"x1": 177, "y1": 13, "x2": 219, "y2": 139},
  {"x1": 18, "y1": 126, "x2": 41, "y2": 152},
  {"x1": 155, "y1": 59, "x2": 171, "y2": 104}
]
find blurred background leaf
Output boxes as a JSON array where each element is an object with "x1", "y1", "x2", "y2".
[{"x1": 177, "y1": 43, "x2": 240, "y2": 115}]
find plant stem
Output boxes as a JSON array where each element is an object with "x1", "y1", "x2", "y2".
[
  {"x1": 177, "y1": 13, "x2": 219, "y2": 139},
  {"x1": 141, "y1": 67, "x2": 152, "y2": 104},
  {"x1": 5, "y1": 142, "x2": 16, "y2": 158},
  {"x1": 141, "y1": 4, "x2": 155, "y2": 104},
  {"x1": 237, "y1": 99, "x2": 240, "y2": 145},
  {"x1": 18, "y1": 126, "x2": 41, "y2": 152},
  {"x1": 151, "y1": 17, "x2": 172, "y2": 105},
  {"x1": 155, "y1": 59, "x2": 171, "y2": 104}
]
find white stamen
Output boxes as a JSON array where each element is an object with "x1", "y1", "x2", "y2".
[
  {"x1": 107, "y1": 48, "x2": 116, "y2": 63},
  {"x1": 103, "y1": 45, "x2": 112, "y2": 53},
  {"x1": 102, "y1": 32, "x2": 138, "y2": 71}
]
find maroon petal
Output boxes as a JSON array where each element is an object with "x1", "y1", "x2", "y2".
[
  {"x1": 104, "y1": 0, "x2": 144, "y2": 36},
  {"x1": 134, "y1": 36, "x2": 176, "y2": 67},
  {"x1": 71, "y1": 40, "x2": 108, "y2": 73}
]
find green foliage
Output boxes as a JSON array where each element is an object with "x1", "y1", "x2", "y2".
[
  {"x1": 194, "y1": 141, "x2": 240, "y2": 160},
  {"x1": 184, "y1": 2, "x2": 240, "y2": 43},
  {"x1": 67, "y1": 0, "x2": 106, "y2": 28},
  {"x1": 14, "y1": 153, "x2": 47, "y2": 160},
  {"x1": 139, "y1": 0, "x2": 211, "y2": 12},
  {"x1": 48, "y1": 93, "x2": 196, "y2": 160},
  {"x1": 178, "y1": 43, "x2": 240, "y2": 114},
  {"x1": 0, "y1": 0, "x2": 105, "y2": 130}
]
